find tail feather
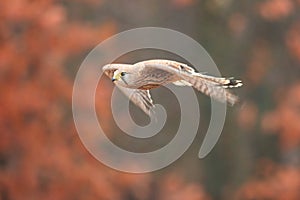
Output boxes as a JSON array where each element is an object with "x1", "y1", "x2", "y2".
[
  {"x1": 194, "y1": 73, "x2": 243, "y2": 89},
  {"x1": 179, "y1": 72, "x2": 242, "y2": 106},
  {"x1": 225, "y1": 91, "x2": 240, "y2": 106}
]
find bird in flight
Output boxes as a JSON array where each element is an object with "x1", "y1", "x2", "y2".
[{"x1": 103, "y1": 59, "x2": 243, "y2": 116}]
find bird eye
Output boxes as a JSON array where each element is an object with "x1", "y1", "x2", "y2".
[{"x1": 120, "y1": 72, "x2": 126, "y2": 76}]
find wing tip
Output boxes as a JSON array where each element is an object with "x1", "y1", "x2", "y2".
[
  {"x1": 227, "y1": 95, "x2": 242, "y2": 106},
  {"x1": 221, "y1": 78, "x2": 243, "y2": 89}
]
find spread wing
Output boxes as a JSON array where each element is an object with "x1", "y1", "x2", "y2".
[
  {"x1": 137, "y1": 59, "x2": 196, "y2": 74},
  {"x1": 117, "y1": 88, "x2": 154, "y2": 116},
  {"x1": 102, "y1": 64, "x2": 155, "y2": 116},
  {"x1": 139, "y1": 60, "x2": 241, "y2": 105}
]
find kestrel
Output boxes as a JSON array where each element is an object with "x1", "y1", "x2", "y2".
[{"x1": 103, "y1": 59, "x2": 243, "y2": 116}]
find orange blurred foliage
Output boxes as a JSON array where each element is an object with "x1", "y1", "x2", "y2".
[
  {"x1": 286, "y1": 23, "x2": 300, "y2": 63},
  {"x1": 0, "y1": 0, "x2": 210, "y2": 199},
  {"x1": 1, "y1": 0, "x2": 300, "y2": 199},
  {"x1": 235, "y1": 161, "x2": 300, "y2": 200},
  {"x1": 257, "y1": 0, "x2": 294, "y2": 21}
]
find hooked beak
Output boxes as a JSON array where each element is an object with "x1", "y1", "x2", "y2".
[{"x1": 112, "y1": 78, "x2": 116, "y2": 82}]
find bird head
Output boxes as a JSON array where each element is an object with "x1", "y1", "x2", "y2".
[{"x1": 112, "y1": 71, "x2": 127, "y2": 83}]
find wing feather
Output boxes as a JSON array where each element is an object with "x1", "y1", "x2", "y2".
[
  {"x1": 116, "y1": 86, "x2": 154, "y2": 116},
  {"x1": 140, "y1": 60, "x2": 240, "y2": 105}
]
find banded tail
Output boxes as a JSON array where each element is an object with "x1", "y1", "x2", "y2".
[{"x1": 194, "y1": 73, "x2": 243, "y2": 89}]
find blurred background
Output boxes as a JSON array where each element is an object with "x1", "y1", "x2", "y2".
[{"x1": 1, "y1": 0, "x2": 300, "y2": 199}]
